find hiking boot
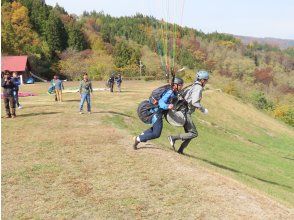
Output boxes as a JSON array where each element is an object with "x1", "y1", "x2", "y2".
[
  {"x1": 168, "y1": 136, "x2": 176, "y2": 151},
  {"x1": 177, "y1": 147, "x2": 184, "y2": 155},
  {"x1": 177, "y1": 149, "x2": 184, "y2": 155},
  {"x1": 133, "y1": 136, "x2": 140, "y2": 150}
]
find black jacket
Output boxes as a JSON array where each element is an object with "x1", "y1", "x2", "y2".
[{"x1": 1, "y1": 78, "x2": 15, "y2": 97}]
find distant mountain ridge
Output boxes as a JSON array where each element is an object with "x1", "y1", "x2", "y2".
[{"x1": 233, "y1": 35, "x2": 294, "y2": 49}]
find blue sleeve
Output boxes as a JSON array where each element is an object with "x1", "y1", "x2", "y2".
[
  {"x1": 12, "y1": 79, "x2": 21, "y2": 86},
  {"x1": 158, "y1": 90, "x2": 173, "y2": 110}
]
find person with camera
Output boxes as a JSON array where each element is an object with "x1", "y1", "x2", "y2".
[{"x1": 2, "y1": 71, "x2": 16, "y2": 118}]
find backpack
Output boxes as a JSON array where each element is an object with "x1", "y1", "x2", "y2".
[
  {"x1": 137, "y1": 100, "x2": 155, "y2": 124},
  {"x1": 149, "y1": 84, "x2": 171, "y2": 105}
]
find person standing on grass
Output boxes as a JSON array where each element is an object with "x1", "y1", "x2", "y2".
[
  {"x1": 115, "y1": 73, "x2": 122, "y2": 92},
  {"x1": 167, "y1": 70, "x2": 209, "y2": 154},
  {"x1": 108, "y1": 73, "x2": 115, "y2": 93},
  {"x1": 79, "y1": 73, "x2": 93, "y2": 114},
  {"x1": 2, "y1": 71, "x2": 16, "y2": 118},
  {"x1": 11, "y1": 72, "x2": 22, "y2": 109},
  {"x1": 53, "y1": 75, "x2": 64, "y2": 102},
  {"x1": 133, "y1": 77, "x2": 184, "y2": 150}
]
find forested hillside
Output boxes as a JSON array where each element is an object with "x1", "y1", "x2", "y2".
[{"x1": 1, "y1": 0, "x2": 293, "y2": 126}]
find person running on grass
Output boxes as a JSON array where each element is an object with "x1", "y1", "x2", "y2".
[
  {"x1": 2, "y1": 71, "x2": 16, "y2": 118},
  {"x1": 133, "y1": 77, "x2": 184, "y2": 149},
  {"x1": 168, "y1": 70, "x2": 209, "y2": 154},
  {"x1": 79, "y1": 73, "x2": 93, "y2": 114}
]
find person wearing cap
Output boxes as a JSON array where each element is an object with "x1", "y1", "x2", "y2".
[
  {"x1": 133, "y1": 77, "x2": 184, "y2": 149},
  {"x1": 168, "y1": 70, "x2": 209, "y2": 154}
]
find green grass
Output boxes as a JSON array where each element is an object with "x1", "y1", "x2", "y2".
[
  {"x1": 102, "y1": 82, "x2": 294, "y2": 206},
  {"x1": 2, "y1": 81, "x2": 294, "y2": 218}
]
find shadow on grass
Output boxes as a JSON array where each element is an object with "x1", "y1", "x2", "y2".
[
  {"x1": 18, "y1": 112, "x2": 62, "y2": 117},
  {"x1": 115, "y1": 90, "x2": 134, "y2": 93},
  {"x1": 138, "y1": 146, "x2": 166, "y2": 151},
  {"x1": 137, "y1": 143, "x2": 174, "y2": 151},
  {"x1": 282, "y1": 157, "x2": 294, "y2": 161},
  {"x1": 21, "y1": 105, "x2": 52, "y2": 109},
  {"x1": 63, "y1": 99, "x2": 80, "y2": 102},
  {"x1": 186, "y1": 154, "x2": 292, "y2": 189},
  {"x1": 93, "y1": 111, "x2": 133, "y2": 118}
]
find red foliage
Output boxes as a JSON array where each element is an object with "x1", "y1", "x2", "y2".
[
  {"x1": 254, "y1": 67, "x2": 273, "y2": 86},
  {"x1": 219, "y1": 69, "x2": 232, "y2": 77},
  {"x1": 205, "y1": 59, "x2": 217, "y2": 71},
  {"x1": 189, "y1": 37, "x2": 201, "y2": 51},
  {"x1": 279, "y1": 84, "x2": 294, "y2": 94}
]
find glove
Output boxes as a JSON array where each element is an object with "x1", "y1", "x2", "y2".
[
  {"x1": 203, "y1": 108, "x2": 208, "y2": 115},
  {"x1": 168, "y1": 104, "x2": 174, "y2": 110}
]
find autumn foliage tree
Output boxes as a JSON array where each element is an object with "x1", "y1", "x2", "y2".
[{"x1": 1, "y1": 1, "x2": 39, "y2": 54}]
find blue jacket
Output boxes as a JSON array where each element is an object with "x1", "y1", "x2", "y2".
[
  {"x1": 151, "y1": 89, "x2": 176, "y2": 124},
  {"x1": 53, "y1": 79, "x2": 64, "y2": 90},
  {"x1": 11, "y1": 77, "x2": 21, "y2": 91}
]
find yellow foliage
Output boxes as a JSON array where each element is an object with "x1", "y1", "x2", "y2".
[
  {"x1": 273, "y1": 105, "x2": 289, "y2": 118},
  {"x1": 223, "y1": 82, "x2": 239, "y2": 96},
  {"x1": 193, "y1": 50, "x2": 206, "y2": 62},
  {"x1": 217, "y1": 40, "x2": 236, "y2": 49}
]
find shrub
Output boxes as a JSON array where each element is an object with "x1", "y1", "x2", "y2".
[
  {"x1": 223, "y1": 82, "x2": 239, "y2": 97},
  {"x1": 251, "y1": 91, "x2": 274, "y2": 110},
  {"x1": 273, "y1": 105, "x2": 294, "y2": 127}
]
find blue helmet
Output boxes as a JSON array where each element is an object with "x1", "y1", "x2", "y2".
[{"x1": 196, "y1": 70, "x2": 209, "y2": 80}]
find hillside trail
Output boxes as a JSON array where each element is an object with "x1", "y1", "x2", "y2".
[{"x1": 97, "y1": 123, "x2": 294, "y2": 219}]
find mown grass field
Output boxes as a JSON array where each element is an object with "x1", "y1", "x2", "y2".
[{"x1": 1, "y1": 81, "x2": 294, "y2": 218}]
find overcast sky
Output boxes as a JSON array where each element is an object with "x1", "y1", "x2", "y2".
[{"x1": 46, "y1": 0, "x2": 294, "y2": 39}]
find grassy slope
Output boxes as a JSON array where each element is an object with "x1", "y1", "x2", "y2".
[
  {"x1": 101, "y1": 81, "x2": 294, "y2": 206},
  {"x1": 1, "y1": 81, "x2": 294, "y2": 218}
]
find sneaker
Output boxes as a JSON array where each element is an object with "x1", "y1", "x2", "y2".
[
  {"x1": 133, "y1": 136, "x2": 140, "y2": 150},
  {"x1": 168, "y1": 136, "x2": 176, "y2": 151},
  {"x1": 18, "y1": 105, "x2": 23, "y2": 109},
  {"x1": 11, "y1": 115, "x2": 16, "y2": 118},
  {"x1": 88, "y1": 111, "x2": 91, "y2": 114},
  {"x1": 4, "y1": 115, "x2": 11, "y2": 118},
  {"x1": 79, "y1": 111, "x2": 83, "y2": 114}
]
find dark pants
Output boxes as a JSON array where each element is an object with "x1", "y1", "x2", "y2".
[
  {"x1": 13, "y1": 90, "x2": 20, "y2": 107},
  {"x1": 139, "y1": 115, "x2": 163, "y2": 142},
  {"x1": 110, "y1": 82, "x2": 114, "y2": 92},
  {"x1": 4, "y1": 96, "x2": 16, "y2": 116},
  {"x1": 173, "y1": 113, "x2": 198, "y2": 153}
]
